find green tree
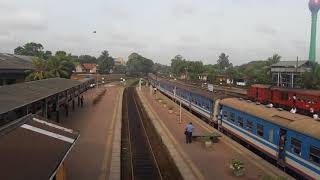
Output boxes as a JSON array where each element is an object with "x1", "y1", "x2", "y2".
[
  {"x1": 127, "y1": 53, "x2": 154, "y2": 76},
  {"x1": 47, "y1": 56, "x2": 70, "y2": 78},
  {"x1": 153, "y1": 63, "x2": 171, "y2": 75},
  {"x1": 204, "y1": 64, "x2": 218, "y2": 83},
  {"x1": 42, "y1": 51, "x2": 52, "y2": 60},
  {"x1": 55, "y1": 51, "x2": 67, "y2": 56},
  {"x1": 217, "y1": 53, "x2": 232, "y2": 71},
  {"x1": 267, "y1": 54, "x2": 281, "y2": 66},
  {"x1": 14, "y1": 42, "x2": 44, "y2": 57},
  {"x1": 171, "y1": 55, "x2": 187, "y2": 76},
  {"x1": 303, "y1": 62, "x2": 320, "y2": 89},
  {"x1": 25, "y1": 58, "x2": 50, "y2": 81},
  {"x1": 45, "y1": 52, "x2": 76, "y2": 78},
  {"x1": 113, "y1": 64, "x2": 127, "y2": 74},
  {"x1": 98, "y1": 50, "x2": 114, "y2": 74},
  {"x1": 78, "y1": 55, "x2": 97, "y2": 64},
  {"x1": 187, "y1": 61, "x2": 204, "y2": 80}
]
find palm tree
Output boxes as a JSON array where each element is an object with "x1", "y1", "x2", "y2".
[
  {"x1": 47, "y1": 56, "x2": 69, "y2": 78},
  {"x1": 25, "y1": 57, "x2": 50, "y2": 81},
  {"x1": 267, "y1": 54, "x2": 281, "y2": 65}
]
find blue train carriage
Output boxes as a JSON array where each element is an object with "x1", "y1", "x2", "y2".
[
  {"x1": 219, "y1": 98, "x2": 320, "y2": 179},
  {"x1": 189, "y1": 91, "x2": 213, "y2": 119},
  {"x1": 148, "y1": 74, "x2": 224, "y2": 125}
]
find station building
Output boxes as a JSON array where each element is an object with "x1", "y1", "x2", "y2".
[{"x1": 271, "y1": 60, "x2": 311, "y2": 88}]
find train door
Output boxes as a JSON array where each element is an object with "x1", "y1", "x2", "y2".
[
  {"x1": 278, "y1": 128, "x2": 287, "y2": 166},
  {"x1": 265, "y1": 88, "x2": 271, "y2": 103},
  {"x1": 212, "y1": 99, "x2": 221, "y2": 128}
]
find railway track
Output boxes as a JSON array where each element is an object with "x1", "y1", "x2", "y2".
[{"x1": 122, "y1": 87, "x2": 162, "y2": 180}]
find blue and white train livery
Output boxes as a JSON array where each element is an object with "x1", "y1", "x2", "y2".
[{"x1": 149, "y1": 75, "x2": 320, "y2": 179}]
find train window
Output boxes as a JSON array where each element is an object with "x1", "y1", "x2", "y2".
[
  {"x1": 247, "y1": 121, "x2": 253, "y2": 132},
  {"x1": 230, "y1": 112, "x2": 235, "y2": 122},
  {"x1": 238, "y1": 117, "x2": 244, "y2": 128},
  {"x1": 257, "y1": 124, "x2": 264, "y2": 137},
  {"x1": 223, "y1": 111, "x2": 228, "y2": 120},
  {"x1": 291, "y1": 138, "x2": 302, "y2": 156},
  {"x1": 310, "y1": 146, "x2": 320, "y2": 165},
  {"x1": 268, "y1": 129, "x2": 273, "y2": 142}
]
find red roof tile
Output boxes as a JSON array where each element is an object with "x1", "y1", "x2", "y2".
[{"x1": 82, "y1": 63, "x2": 97, "y2": 70}]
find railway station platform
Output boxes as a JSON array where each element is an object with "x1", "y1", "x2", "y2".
[
  {"x1": 61, "y1": 84, "x2": 123, "y2": 180},
  {"x1": 137, "y1": 86, "x2": 292, "y2": 180}
]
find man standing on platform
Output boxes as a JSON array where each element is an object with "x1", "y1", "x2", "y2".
[{"x1": 185, "y1": 122, "x2": 193, "y2": 144}]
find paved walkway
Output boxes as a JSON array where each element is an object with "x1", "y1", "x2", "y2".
[
  {"x1": 139, "y1": 86, "x2": 292, "y2": 180},
  {"x1": 60, "y1": 85, "x2": 123, "y2": 180}
]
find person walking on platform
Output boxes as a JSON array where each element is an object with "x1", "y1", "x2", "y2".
[
  {"x1": 185, "y1": 122, "x2": 193, "y2": 144},
  {"x1": 80, "y1": 95, "x2": 84, "y2": 107}
]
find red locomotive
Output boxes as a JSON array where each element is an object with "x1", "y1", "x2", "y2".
[{"x1": 247, "y1": 84, "x2": 320, "y2": 114}]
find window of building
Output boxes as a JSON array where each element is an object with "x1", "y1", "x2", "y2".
[
  {"x1": 238, "y1": 116, "x2": 244, "y2": 128},
  {"x1": 291, "y1": 138, "x2": 302, "y2": 156},
  {"x1": 223, "y1": 111, "x2": 228, "y2": 120},
  {"x1": 257, "y1": 124, "x2": 264, "y2": 137},
  {"x1": 230, "y1": 112, "x2": 235, "y2": 122},
  {"x1": 268, "y1": 129, "x2": 273, "y2": 142},
  {"x1": 247, "y1": 121, "x2": 253, "y2": 132},
  {"x1": 310, "y1": 146, "x2": 320, "y2": 165}
]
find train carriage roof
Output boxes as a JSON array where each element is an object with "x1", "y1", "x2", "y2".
[
  {"x1": 157, "y1": 78, "x2": 228, "y2": 100},
  {"x1": 220, "y1": 98, "x2": 320, "y2": 140},
  {"x1": 251, "y1": 84, "x2": 272, "y2": 89},
  {"x1": 271, "y1": 87, "x2": 320, "y2": 96}
]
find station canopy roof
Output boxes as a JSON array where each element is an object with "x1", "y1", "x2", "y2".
[
  {"x1": 271, "y1": 60, "x2": 308, "y2": 68},
  {"x1": 0, "y1": 53, "x2": 34, "y2": 70},
  {"x1": 0, "y1": 78, "x2": 83, "y2": 115},
  {"x1": 0, "y1": 114, "x2": 79, "y2": 180}
]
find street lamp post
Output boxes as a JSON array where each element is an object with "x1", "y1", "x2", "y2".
[
  {"x1": 96, "y1": 65, "x2": 99, "y2": 89},
  {"x1": 184, "y1": 67, "x2": 188, "y2": 84}
]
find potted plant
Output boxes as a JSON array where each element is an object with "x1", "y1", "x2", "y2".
[
  {"x1": 230, "y1": 159, "x2": 245, "y2": 176},
  {"x1": 168, "y1": 106, "x2": 174, "y2": 113}
]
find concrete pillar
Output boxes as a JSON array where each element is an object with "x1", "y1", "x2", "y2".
[
  {"x1": 65, "y1": 104, "x2": 69, "y2": 117},
  {"x1": 56, "y1": 96, "x2": 60, "y2": 123},
  {"x1": 42, "y1": 99, "x2": 48, "y2": 118},
  {"x1": 291, "y1": 72, "x2": 294, "y2": 88},
  {"x1": 77, "y1": 96, "x2": 80, "y2": 107}
]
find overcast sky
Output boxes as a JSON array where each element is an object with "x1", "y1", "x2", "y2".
[{"x1": 0, "y1": 0, "x2": 316, "y2": 65}]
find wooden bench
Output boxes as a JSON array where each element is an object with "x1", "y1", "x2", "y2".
[{"x1": 192, "y1": 132, "x2": 222, "y2": 143}]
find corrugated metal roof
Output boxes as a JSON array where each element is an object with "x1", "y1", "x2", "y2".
[
  {"x1": 0, "y1": 114, "x2": 79, "y2": 180},
  {"x1": 271, "y1": 87, "x2": 320, "y2": 96},
  {"x1": 220, "y1": 98, "x2": 320, "y2": 140},
  {"x1": 271, "y1": 60, "x2": 308, "y2": 68},
  {"x1": 0, "y1": 78, "x2": 82, "y2": 115},
  {"x1": 0, "y1": 53, "x2": 34, "y2": 70}
]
